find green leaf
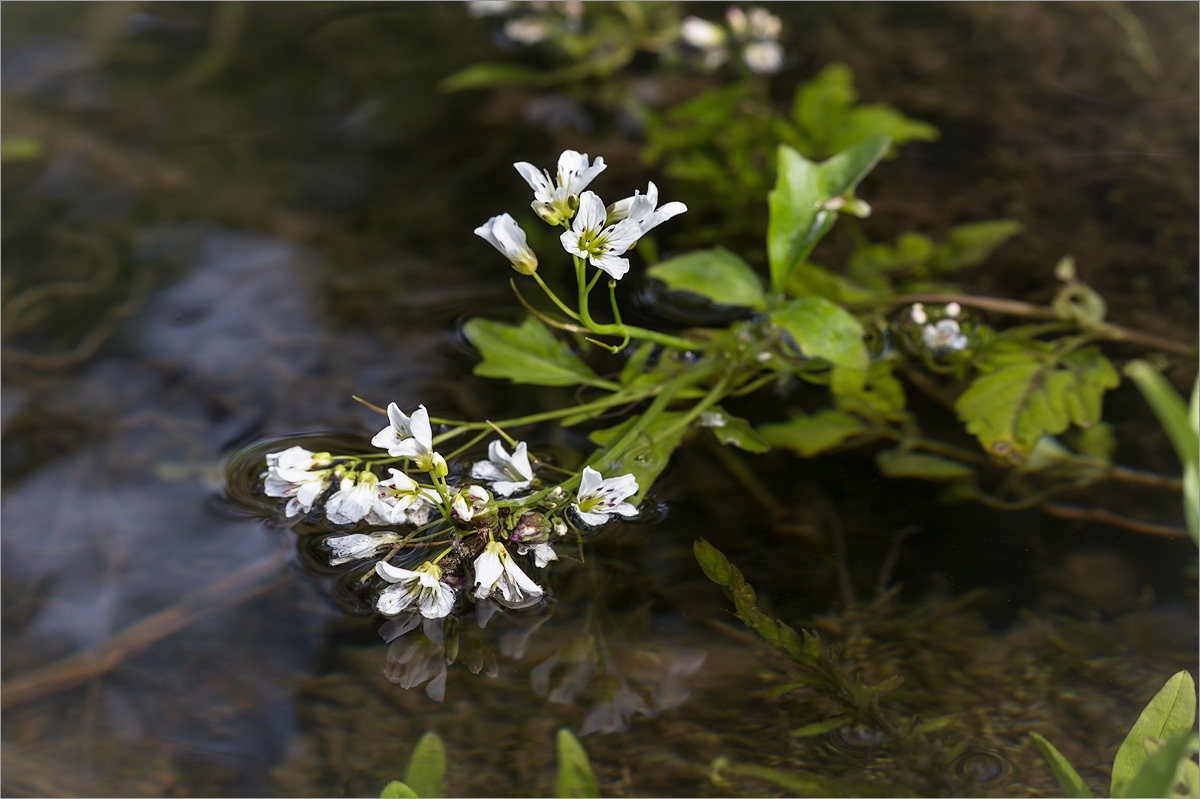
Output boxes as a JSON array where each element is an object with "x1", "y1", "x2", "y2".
[
  {"x1": 588, "y1": 411, "x2": 688, "y2": 504},
  {"x1": 1124, "y1": 362, "x2": 1200, "y2": 473},
  {"x1": 785, "y1": 262, "x2": 878, "y2": 303},
  {"x1": 767, "y1": 138, "x2": 890, "y2": 294},
  {"x1": 1029, "y1": 732, "x2": 1093, "y2": 798},
  {"x1": 831, "y1": 361, "x2": 906, "y2": 419},
  {"x1": 646, "y1": 247, "x2": 765, "y2": 310},
  {"x1": 403, "y1": 732, "x2": 446, "y2": 799},
  {"x1": 717, "y1": 761, "x2": 884, "y2": 797},
  {"x1": 380, "y1": 781, "x2": 419, "y2": 799},
  {"x1": 694, "y1": 538, "x2": 733, "y2": 586},
  {"x1": 954, "y1": 344, "x2": 1120, "y2": 462},
  {"x1": 464, "y1": 317, "x2": 612, "y2": 388},
  {"x1": 1111, "y1": 671, "x2": 1197, "y2": 798},
  {"x1": 555, "y1": 728, "x2": 599, "y2": 798},
  {"x1": 759, "y1": 410, "x2": 868, "y2": 457},
  {"x1": 930, "y1": 220, "x2": 1022, "y2": 272},
  {"x1": 792, "y1": 717, "x2": 849, "y2": 738},
  {"x1": 771, "y1": 297, "x2": 869, "y2": 370},
  {"x1": 704, "y1": 407, "x2": 770, "y2": 453},
  {"x1": 440, "y1": 62, "x2": 546, "y2": 91},
  {"x1": 1123, "y1": 732, "x2": 1199, "y2": 799},
  {"x1": 875, "y1": 449, "x2": 975, "y2": 480}
]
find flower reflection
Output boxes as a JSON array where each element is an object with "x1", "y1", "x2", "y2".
[
  {"x1": 384, "y1": 633, "x2": 449, "y2": 702},
  {"x1": 529, "y1": 623, "x2": 707, "y2": 734}
]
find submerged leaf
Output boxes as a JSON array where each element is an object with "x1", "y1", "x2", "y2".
[
  {"x1": 955, "y1": 344, "x2": 1119, "y2": 462},
  {"x1": 647, "y1": 247, "x2": 765, "y2": 309},
  {"x1": 464, "y1": 317, "x2": 612, "y2": 388}
]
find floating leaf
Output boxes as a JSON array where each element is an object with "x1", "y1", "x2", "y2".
[
  {"x1": 771, "y1": 297, "x2": 868, "y2": 370},
  {"x1": 1029, "y1": 732, "x2": 1093, "y2": 798},
  {"x1": 1111, "y1": 671, "x2": 1197, "y2": 798},
  {"x1": 954, "y1": 344, "x2": 1119, "y2": 462},
  {"x1": 875, "y1": 449, "x2": 974, "y2": 480},
  {"x1": 704, "y1": 407, "x2": 770, "y2": 453},
  {"x1": 464, "y1": 317, "x2": 613, "y2": 388},
  {"x1": 403, "y1": 732, "x2": 446, "y2": 799},
  {"x1": 767, "y1": 138, "x2": 890, "y2": 293},
  {"x1": 555, "y1": 728, "x2": 600, "y2": 798},
  {"x1": 759, "y1": 410, "x2": 868, "y2": 457},
  {"x1": 380, "y1": 781, "x2": 419, "y2": 799},
  {"x1": 646, "y1": 247, "x2": 765, "y2": 310}
]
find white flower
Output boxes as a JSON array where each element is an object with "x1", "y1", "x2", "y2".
[
  {"x1": 452, "y1": 485, "x2": 491, "y2": 522},
  {"x1": 370, "y1": 403, "x2": 444, "y2": 474},
  {"x1": 517, "y1": 541, "x2": 558, "y2": 568},
  {"x1": 375, "y1": 560, "x2": 456, "y2": 619},
  {"x1": 325, "y1": 471, "x2": 380, "y2": 525},
  {"x1": 572, "y1": 466, "x2": 639, "y2": 526},
  {"x1": 324, "y1": 531, "x2": 403, "y2": 566},
  {"x1": 369, "y1": 468, "x2": 440, "y2": 525},
  {"x1": 605, "y1": 182, "x2": 687, "y2": 235},
  {"x1": 922, "y1": 319, "x2": 969, "y2": 354},
  {"x1": 514, "y1": 150, "x2": 606, "y2": 225},
  {"x1": 560, "y1": 191, "x2": 645, "y2": 280},
  {"x1": 473, "y1": 540, "x2": 544, "y2": 606},
  {"x1": 470, "y1": 440, "x2": 535, "y2": 496},
  {"x1": 733, "y1": 7, "x2": 782, "y2": 41},
  {"x1": 909, "y1": 302, "x2": 928, "y2": 325},
  {"x1": 742, "y1": 40, "x2": 784, "y2": 74},
  {"x1": 263, "y1": 446, "x2": 334, "y2": 516},
  {"x1": 680, "y1": 16, "x2": 726, "y2": 49},
  {"x1": 475, "y1": 213, "x2": 538, "y2": 275},
  {"x1": 503, "y1": 16, "x2": 549, "y2": 45},
  {"x1": 466, "y1": 0, "x2": 512, "y2": 17}
]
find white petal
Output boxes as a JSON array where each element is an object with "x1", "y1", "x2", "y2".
[
  {"x1": 386, "y1": 403, "x2": 412, "y2": 437},
  {"x1": 377, "y1": 583, "x2": 418, "y2": 616},
  {"x1": 502, "y1": 556, "x2": 544, "y2": 596},
  {"x1": 418, "y1": 583, "x2": 456, "y2": 619},
  {"x1": 589, "y1": 251, "x2": 630, "y2": 281},
  {"x1": 471, "y1": 460, "x2": 508, "y2": 482},
  {"x1": 490, "y1": 478, "x2": 532, "y2": 497},
  {"x1": 409, "y1": 405, "x2": 433, "y2": 450},
  {"x1": 514, "y1": 161, "x2": 554, "y2": 202},
  {"x1": 472, "y1": 546, "x2": 505, "y2": 598},
  {"x1": 575, "y1": 507, "x2": 612, "y2": 527},
  {"x1": 574, "y1": 191, "x2": 607, "y2": 233},
  {"x1": 376, "y1": 561, "x2": 423, "y2": 583},
  {"x1": 578, "y1": 466, "x2": 604, "y2": 499},
  {"x1": 607, "y1": 502, "x2": 639, "y2": 518},
  {"x1": 371, "y1": 426, "x2": 405, "y2": 452},
  {"x1": 560, "y1": 228, "x2": 590, "y2": 259}
]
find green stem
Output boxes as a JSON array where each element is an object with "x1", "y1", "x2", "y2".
[
  {"x1": 572, "y1": 255, "x2": 716, "y2": 351},
  {"x1": 531, "y1": 272, "x2": 582, "y2": 321}
]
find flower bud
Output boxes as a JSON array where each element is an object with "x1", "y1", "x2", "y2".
[{"x1": 509, "y1": 511, "x2": 553, "y2": 544}]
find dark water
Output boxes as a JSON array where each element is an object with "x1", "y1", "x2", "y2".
[{"x1": 2, "y1": 4, "x2": 1197, "y2": 797}]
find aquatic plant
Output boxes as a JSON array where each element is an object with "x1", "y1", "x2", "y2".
[
  {"x1": 380, "y1": 729, "x2": 598, "y2": 798},
  {"x1": 250, "y1": 128, "x2": 1193, "y2": 708}
]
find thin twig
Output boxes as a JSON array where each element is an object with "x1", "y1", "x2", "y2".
[
  {"x1": 1, "y1": 550, "x2": 287, "y2": 710},
  {"x1": 1041, "y1": 503, "x2": 1191, "y2": 538}
]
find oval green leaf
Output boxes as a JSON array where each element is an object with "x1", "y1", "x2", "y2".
[
  {"x1": 646, "y1": 247, "x2": 765, "y2": 310},
  {"x1": 771, "y1": 297, "x2": 868, "y2": 370}
]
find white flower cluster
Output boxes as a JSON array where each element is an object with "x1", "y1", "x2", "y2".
[
  {"x1": 261, "y1": 400, "x2": 641, "y2": 624},
  {"x1": 680, "y1": 6, "x2": 784, "y2": 75},
  {"x1": 475, "y1": 149, "x2": 687, "y2": 280},
  {"x1": 909, "y1": 302, "x2": 970, "y2": 355}
]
